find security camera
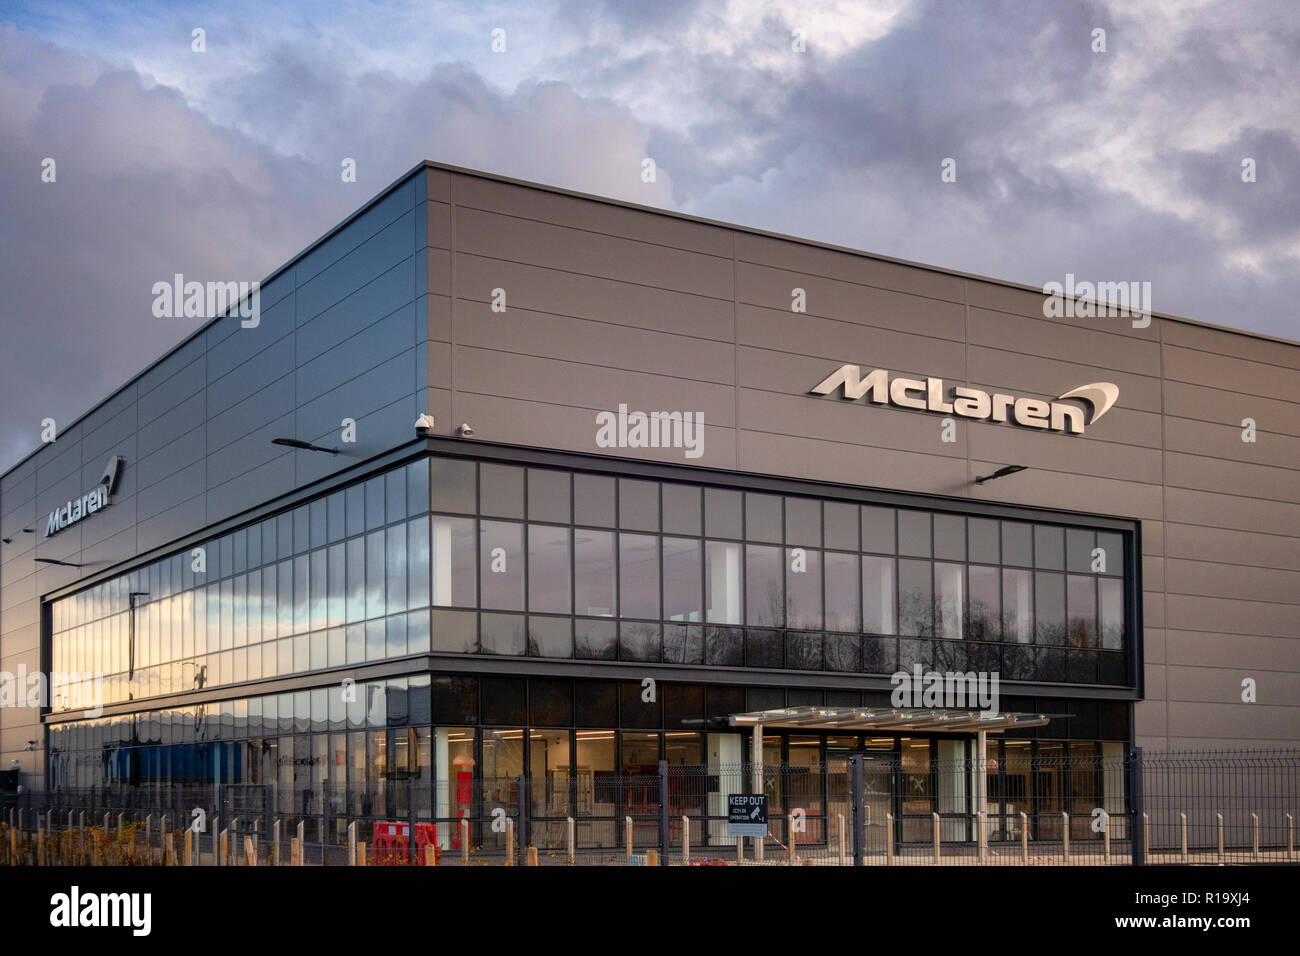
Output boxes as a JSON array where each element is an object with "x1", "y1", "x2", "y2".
[
  {"x1": 457, "y1": 423, "x2": 474, "y2": 438},
  {"x1": 414, "y1": 413, "x2": 436, "y2": 437},
  {"x1": 23, "y1": 740, "x2": 36, "y2": 751}
]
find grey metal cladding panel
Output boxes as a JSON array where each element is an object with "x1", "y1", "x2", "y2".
[
  {"x1": 294, "y1": 350, "x2": 417, "y2": 441},
  {"x1": 206, "y1": 449, "x2": 295, "y2": 526},
  {"x1": 966, "y1": 460, "x2": 1164, "y2": 520},
  {"x1": 137, "y1": 493, "x2": 206, "y2": 555},
  {"x1": 77, "y1": 486, "x2": 136, "y2": 552},
  {"x1": 1164, "y1": 380, "x2": 1300, "y2": 438},
  {"x1": 139, "y1": 391, "x2": 206, "y2": 459},
  {"x1": 1164, "y1": 343, "x2": 1300, "y2": 400},
  {"x1": 39, "y1": 467, "x2": 89, "y2": 519},
  {"x1": 297, "y1": 303, "x2": 418, "y2": 405},
  {"x1": 426, "y1": 294, "x2": 450, "y2": 343},
  {"x1": 738, "y1": 429, "x2": 967, "y2": 496},
  {"x1": 1166, "y1": 416, "x2": 1300, "y2": 470},
  {"x1": 296, "y1": 393, "x2": 418, "y2": 489},
  {"x1": 452, "y1": 174, "x2": 734, "y2": 258},
  {"x1": 207, "y1": 412, "x2": 295, "y2": 490},
  {"x1": 136, "y1": 459, "x2": 206, "y2": 522},
  {"x1": 207, "y1": 334, "x2": 294, "y2": 418},
  {"x1": 454, "y1": 346, "x2": 736, "y2": 427},
  {"x1": 965, "y1": 280, "x2": 1161, "y2": 344},
  {"x1": 1166, "y1": 558, "x2": 1300, "y2": 605},
  {"x1": 736, "y1": 262, "x2": 966, "y2": 342},
  {"x1": 296, "y1": 213, "x2": 416, "y2": 324},
  {"x1": 968, "y1": 345, "x2": 1163, "y2": 413},
  {"x1": 738, "y1": 387, "x2": 968, "y2": 459},
  {"x1": 425, "y1": 200, "x2": 451, "y2": 250},
  {"x1": 259, "y1": 270, "x2": 294, "y2": 312},
  {"x1": 35, "y1": 436, "x2": 84, "y2": 491},
  {"x1": 1166, "y1": 593, "x2": 1300, "y2": 639},
  {"x1": 1164, "y1": 320, "x2": 1300, "y2": 372},
  {"x1": 1164, "y1": 450, "x2": 1299, "y2": 503},
  {"x1": 454, "y1": 254, "x2": 733, "y2": 342},
  {"x1": 80, "y1": 522, "x2": 137, "y2": 573},
  {"x1": 429, "y1": 249, "x2": 451, "y2": 297},
  {"x1": 967, "y1": 421, "x2": 1164, "y2": 485},
  {"x1": 0, "y1": 458, "x2": 36, "y2": 500},
  {"x1": 1168, "y1": 630, "x2": 1300, "y2": 672},
  {"x1": 295, "y1": 180, "x2": 414, "y2": 287},
  {"x1": 454, "y1": 207, "x2": 733, "y2": 300},
  {"x1": 79, "y1": 398, "x2": 136, "y2": 466},
  {"x1": 1165, "y1": 521, "x2": 1300, "y2": 569},
  {"x1": 968, "y1": 308, "x2": 1162, "y2": 377},
  {"x1": 136, "y1": 335, "x2": 207, "y2": 416},
  {"x1": 428, "y1": 341, "x2": 450, "y2": 388},
  {"x1": 135, "y1": 426, "x2": 204, "y2": 491},
  {"x1": 1165, "y1": 486, "x2": 1300, "y2": 538},
  {"x1": 737, "y1": 304, "x2": 966, "y2": 378},
  {"x1": 206, "y1": 375, "x2": 295, "y2": 454},
  {"x1": 297, "y1": 257, "x2": 416, "y2": 365},
  {"x1": 453, "y1": 392, "x2": 736, "y2": 470},
  {"x1": 138, "y1": 353, "x2": 206, "y2": 428},
  {"x1": 453, "y1": 299, "x2": 734, "y2": 386},
  {"x1": 734, "y1": 232, "x2": 966, "y2": 304},
  {"x1": 207, "y1": 297, "x2": 294, "y2": 382}
]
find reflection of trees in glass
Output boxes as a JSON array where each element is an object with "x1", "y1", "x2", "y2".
[{"x1": 898, "y1": 588, "x2": 934, "y2": 637}]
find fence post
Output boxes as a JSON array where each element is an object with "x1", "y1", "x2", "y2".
[
  {"x1": 837, "y1": 813, "x2": 846, "y2": 866},
  {"x1": 1287, "y1": 813, "x2": 1294, "y2": 862},
  {"x1": 526, "y1": 846, "x2": 538, "y2": 866},
  {"x1": 885, "y1": 813, "x2": 894, "y2": 865},
  {"x1": 144, "y1": 812, "x2": 151, "y2": 849},
  {"x1": 625, "y1": 815, "x2": 633, "y2": 865},
  {"x1": 1127, "y1": 747, "x2": 1144, "y2": 867},
  {"x1": 356, "y1": 841, "x2": 366, "y2": 866},
  {"x1": 1062, "y1": 812, "x2": 1069, "y2": 861},
  {"x1": 425, "y1": 844, "x2": 437, "y2": 867},
  {"x1": 658, "y1": 759, "x2": 669, "y2": 860},
  {"x1": 1143, "y1": 812, "x2": 1150, "y2": 864},
  {"x1": 850, "y1": 755, "x2": 864, "y2": 867},
  {"x1": 504, "y1": 819, "x2": 514, "y2": 866},
  {"x1": 244, "y1": 836, "x2": 257, "y2": 866},
  {"x1": 1180, "y1": 812, "x2": 1187, "y2": 860},
  {"x1": 646, "y1": 848, "x2": 659, "y2": 867},
  {"x1": 788, "y1": 811, "x2": 797, "y2": 864},
  {"x1": 272, "y1": 819, "x2": 281, "y2": 866},
  {"x1": 290, "y1": 835, "x2": 300, "y2": 867},
  {"x1": 736, "y1": 836, "x2": 743, "y2": 863},
  {"x1": 1251, "y1": 812, "x2": 1259, "y2": 862},
  {"x1": 932, "y1": 812, "x2": 940, "y2": 861},
  {"x1": 516, "y1": 773, "x2": 528, "y2": 859},
  {"x1": 1216, "y1": 812, "x2": 1224, "y2": 862},
  {"x1": 296, "y1": 820, "x2": 305, "y2": 865},
  {"x1": 347, "y1": 821, "x2": 357, "y2": 866},
  {"x1": 1020, "y1": 812, "x2": 1029, "y2": 864},
  {"x1": 219, "y1": 828, "x2": 229, "y2": 866},
  {"x1": 1102, "y1": 811, "x2": 1111, "y2": 863},
  {"x1": 117, "y1": 812, "x2": 124, "y2": 841},
  {"x1": 682, "y1": 815, "x2": 690, "y2": 865},
  {"x1": 460, "y1": 818, "x2": 469, "y2": 864},
  {"x1": 37, "y1": 826, "x2": 44, "y2": 866},
  {"x1": 567, "y1": 817, "x2": 575, "y2": 865},
  {"x1": 184, "y1": 829, "x2": 192, "y2": 867},
  {"x1": 103, "y1": 812, "x2": 110, "y2": 834}
]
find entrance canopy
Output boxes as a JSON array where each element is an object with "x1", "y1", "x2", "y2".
[{"x1": 728, "y1": 705, "x2": 1050, "y2": 734}]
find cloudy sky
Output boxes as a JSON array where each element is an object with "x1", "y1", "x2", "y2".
[{"x1": 1, "y1": 0, "x2": 1297, "y2": 473}]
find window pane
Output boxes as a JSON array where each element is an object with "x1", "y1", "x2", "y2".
[
  {"x1": 1034, "y1": 525, "x2": 1064, "y2": 570},
  {"x1": 934, "y1": 514, "x2": 965, "y2": 561},
  {"x1": 386, "y1": 468, "x2": 407, "y2": 525},
  {"x1": 619, "y1": 533, "x2": 660, "y2": 620},
  {"x1": 745, "y1": 493, "x2": 782, "y2": 543},
  {"x1": 824, "y1": 552, "x2": 859, "y2": 633},
  {"x1": 573, "y1": 474, "x2": 615, "y2": 527},
  {"x1": 1002, "y1": 569, "x2": 1032, "y2": 642},
  {"x1": 574, "y1": 529, "x2": 616, "y2": 617},
  {"x1": 862, "y1": 555, "x2": 895, "y2": 635},
  {"x1": 1034, "y1": 572, "x2": 1066, "y2": 644},
  {"x1": 705, "y1": 541, "x2": 742, "y2": 624},
  {"x1": 968, "y1": 565, "x2": 1000, "y2": 641},
  {"x1": 1067, "y1": 574, "x2": 1098, "y2": 647},
  {"x1": 898, "y1": 511, "x2": 931, "y2": 557},
  {"x1": 663, "y1": 537, "x2": 702, "y2": 622},
  {"x1": 527, "y1": 469, "x2": 571, "y2": 524},
  {"x1": 408, "y1": 517, "x2": 430, "y2": 609},
  {"x1": 364, "y1": 479, "x2": 385, "y2": 531},
  {"x1": 934, "y1": 562, "x2": 964, "y2": 640},
  {"x1": 480, "y1": 613, "x2": 526, "y2": 656},
  {"x1": 968, "y1": 517, "x2": 999, "y2": 564},
  {"x1": 1097, "y1": 532, "x2": 1124, "y2": 576},
  {"x1": 824, "y1": 501, "x2": 858, "y2": 552},
  {"x1": 527, "y1": 616, "x2": 572, "y2": 658},
  {"x1": 528, "y1": 525, "x2": 571, "y2": 614},
  {"x1": 480, "y1": 521, "x2": 524, "y2": 611},
  {"x1": 745, "y1": 544, "x2": 783, "y2": 627},
  {"x1": 430, "y1": 458, "x2": 476, "y2": 514},
  {"x1": 1099, "y1": 578, "x2": 1124, "y2": 649},
  {"x1": 432, "y1": 517, "x2": 476, "y2": 607},
  {"x1": 1066, "y1": 528, "x2": 1096, "y2": 573},
  {"x1": 861, "y1": 506, "x2": 896, "y2": 554},
  {"x1": 386, "y1": 525, "x2": 407, "y2": 614},
  {"x1": 366, "y1": 532, "x2": 385, "y2": 620},
  {"x1": 784, "y1": 498, "x2": 821, "y2": 547},
  {"x1": 704, "y1": 488, "x2": 743, "y2": 539},
  {"x1": 480, "y1": 464, "x2": 524, "y2": 519},
  {"x1": 619, "y1": 479, "x2": 659, "y2": 532},
  {"x1": 1002, "y1": 522, "x2": 1032, "y2": 567},
  {"x1": 897, "y1": 559, "x2": 932, "y2": 636},
  {"x1": 662, "y1": 484, "x2": 701, "y2": 536},
  {"x1": 786, "y1": 547, "x2": 822, "y2": 630}
]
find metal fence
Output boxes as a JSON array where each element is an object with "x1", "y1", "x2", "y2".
[{"x1": 2, "y1": 748, "x2": 1297, "y2": 865}]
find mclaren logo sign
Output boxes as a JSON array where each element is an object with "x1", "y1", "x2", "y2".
[
  {"x1": 810, "y1": 366, "x2": 1119, "y2": 435},
  {"x1": 45, "y1": 456, "x2": 124, "y2": 538}
]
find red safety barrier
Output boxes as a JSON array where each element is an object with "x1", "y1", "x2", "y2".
[{"x1": 370, "y1": 821, "x2": 440, "y2": 865}]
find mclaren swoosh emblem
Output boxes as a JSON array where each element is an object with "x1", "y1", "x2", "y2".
[{"x1": 1056, "y1": 383, "x2": 1120, "y2": 425}]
